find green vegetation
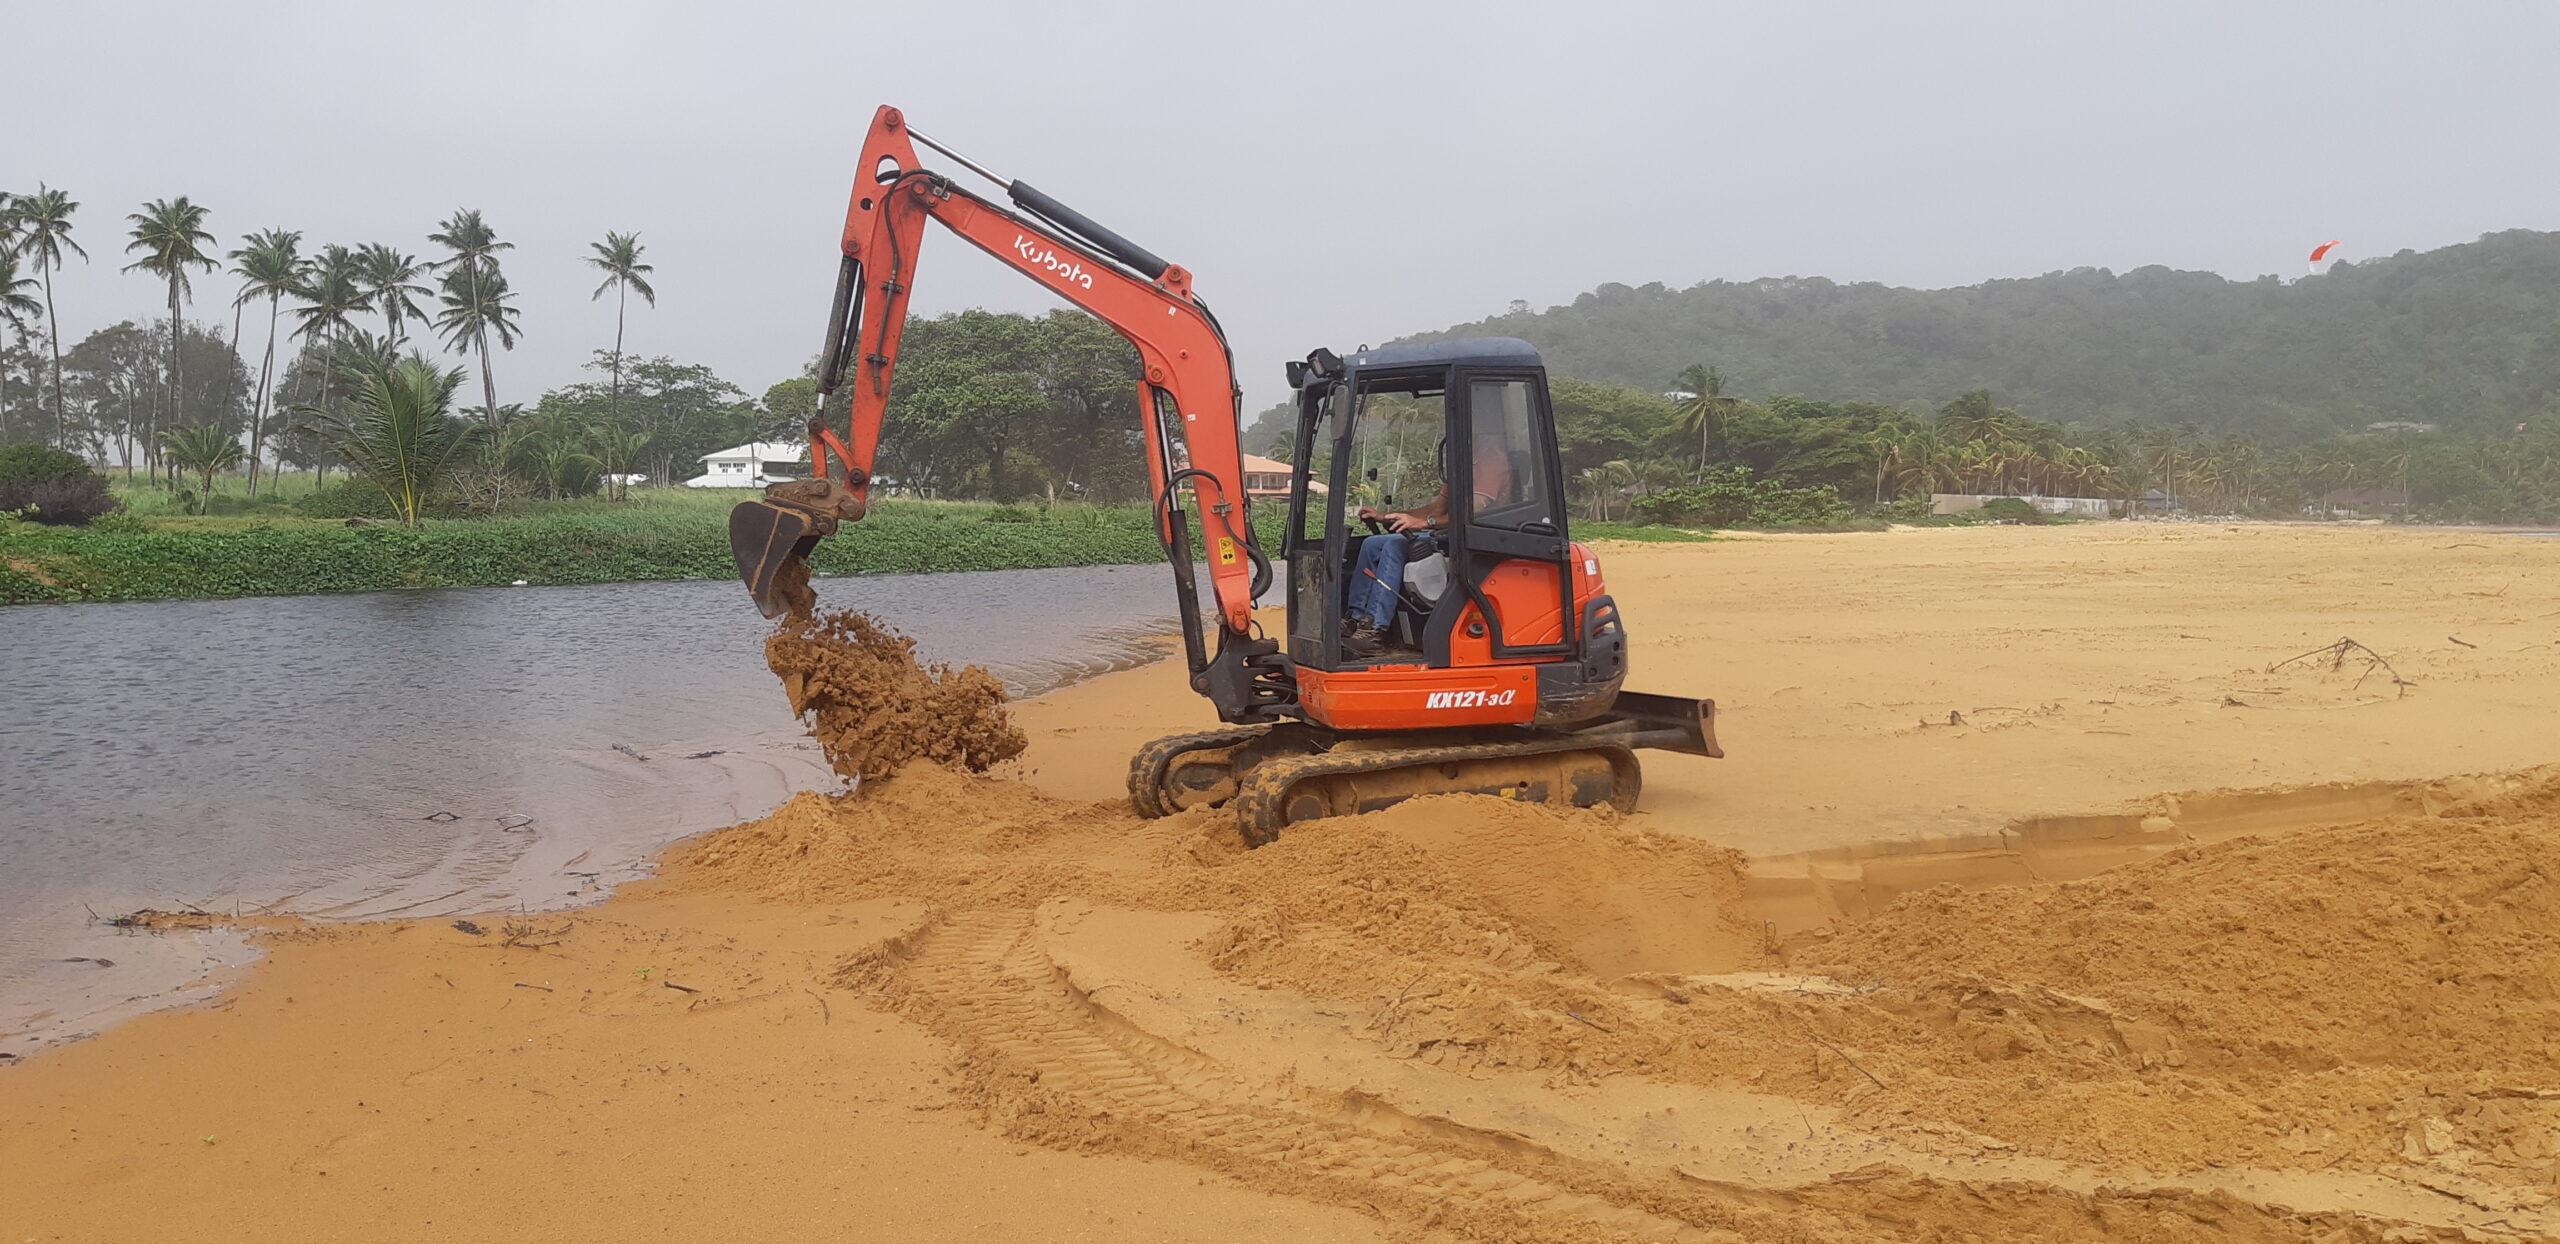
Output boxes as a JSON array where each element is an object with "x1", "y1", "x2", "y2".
[
  {"x1": 9, "y1": 176, "x2": 2560, "y2": 609},
  {"x1": 1390, "y1": 230, "x2": 2560, "y2": 523},
  {"x1": 157, "y1": 423, "x2": 242, "y2": 512},
  {"x1": 302, "y1": 355, "x2": 487, "y2": 526},
  {"x1": 0, "y1": 494, "x2": 1178, "y2": 605},
  {"x1": 1432, "y1": 230, "x2": 2560, "y2": 440},
  {"x1": 0, "y1": 442, "x2": 117, "y2": 525},
  {"x1": 1249, "y1": 355, "x2": 2560, "y2": 526}
]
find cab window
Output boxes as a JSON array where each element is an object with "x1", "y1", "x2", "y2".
[{"x1": 1465, "y1": 376, "x2": 1552, "y2": 530}]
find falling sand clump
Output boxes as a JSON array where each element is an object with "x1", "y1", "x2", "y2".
[{"x1": 764, "y1": 599, "x2": 1025, "y2": 782}]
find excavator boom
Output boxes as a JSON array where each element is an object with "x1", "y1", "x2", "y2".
[{"x1": 731, "y1": 105, "x2": 1264, "y2": 653}]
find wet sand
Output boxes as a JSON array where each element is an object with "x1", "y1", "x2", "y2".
[{"x1": 7, "y1": 523, "x2": 2560, "y2": 1242}]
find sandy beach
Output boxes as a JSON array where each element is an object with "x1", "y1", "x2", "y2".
[{"x1": 8, "y1": 523, "x2": 2560, "y2": 1242}]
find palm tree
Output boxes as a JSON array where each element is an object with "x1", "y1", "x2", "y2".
[
  {"x1": 427, "y1": 209, "x2": 514, "y2": 423},
  {"x1": 584, "y1": 231, "x2": 656, "y2": 433},
  {"x1": 356, "y1": 243, "x2": 431, "y2": 344},
  {"x1": 1935, "y1": 390, "x2": 2023, "y2": 447},
  {"x1": 289, "y1": 245, "x2": 366, "y2": 485},
  {"x1": 122, "y1": 197, "x2": 218, "y2": 470},
  {"x1": 0, "y1": 249, "x2": 44, "y2": 437},
  {"x1": 1671, "y1": 363, "x2": 1739, "y2": 477},
  {"x1": 300, "y1": 353, "x2": 487, "y2": 526},
  {"x1": 432, "y1": 263, "x2": 522, "y2": 424},
  {"x1": 159, "y1": 423, "x2": 245, "y2": 512},
  {"x1": 12, "y1": 186, "x2": 85, "y2": 448},
  {"x1": 228, "y1": 229, "x2": 302, "y2": 494}
]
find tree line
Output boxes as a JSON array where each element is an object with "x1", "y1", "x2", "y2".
[
  {"x1": 12, "y1": 181, "x2": 2557, "y2": 525},
  {"x1": 0, "y1": 187, "x2": 673, "y2": 494},
  {"x1": 1540, "y1": 370, "x2": 2560, "y2": 523}
]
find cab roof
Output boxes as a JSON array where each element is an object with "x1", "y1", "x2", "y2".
[{"x1": 1344, "y1": 337, "x2": 1543, "y2": 372}]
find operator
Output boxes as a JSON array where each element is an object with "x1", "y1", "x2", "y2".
[{"x1": 1342, "y1": 436, "x2": 1514, "y2": 657}]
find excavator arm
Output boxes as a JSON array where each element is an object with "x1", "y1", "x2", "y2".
[{"x1": 730, "y1": 105, "x2": 1287, "y2": 719}]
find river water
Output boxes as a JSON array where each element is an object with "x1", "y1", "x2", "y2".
[{"x1": 0, "y1": 566, "x2": 1189, "y2": 1052}]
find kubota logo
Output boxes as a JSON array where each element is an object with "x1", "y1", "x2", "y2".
[
  {"x1": 1424, "y1": 689, "x2": 1518, "y2": 710},
  {"x1": 1012, "y1": 235, "x2": 1095, "y2": 290}
]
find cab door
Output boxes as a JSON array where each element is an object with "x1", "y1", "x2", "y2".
[{"x1": 1432, "y1": 370, "x2": 1576, "y2": 662}]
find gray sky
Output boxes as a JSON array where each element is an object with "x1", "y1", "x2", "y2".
[{"x1": 15, "y1": 1, "x2": 2560, "y2": 416}]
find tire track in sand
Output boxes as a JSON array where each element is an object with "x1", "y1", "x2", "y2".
[{"x1": 889, "y1": 910, "x2": 1742, "y2": 1244}]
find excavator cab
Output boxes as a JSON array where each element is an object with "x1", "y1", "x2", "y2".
[
  {"x1": 1124, "y1": 338, "x2": 1721, "y2": 841},
  {"x1": 1279, "y1": 339, "x2": 1623, "y2": 726}
]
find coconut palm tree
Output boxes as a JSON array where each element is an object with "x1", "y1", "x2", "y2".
[
  {"x1": 356, "y1": 243, "x2": 431, "y2": 345},
  {"x1": 288, "y1": 245, "x2": 368, "y2": 485},
  {"x1": 159, "y1": 423, "x2": 245, "y2": 512},
  {"x1": 121, "y1": 197, "x2": 219, "y2": 445},
  {"x1": 427, "y1": 209, "x2": 514, "y2": 422},
  {"x1": 584, "y1": 231, "x2": 656, "y2": 432},
  {"x1": 12, "y1": 186, "x2": 85, "y2": 448},
  {"x1": 300, "y1": 353, "x2": 487, "y2": 526},
  {"x1": 1671, "y1": 363, "x2": 1739, "y2": 477},
  {"x1": 432, "y1": 263, "x2": 522, "y2": 424},
  {"x1": 228, "y1": 229, "x2": 302, "y2": 494},
  {"x1": 0, "y1": 249, "x2": 43, "y2": 437}
]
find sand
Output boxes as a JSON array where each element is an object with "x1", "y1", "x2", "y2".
[{"x1": 8, "y1": 522, "x2": 2560, "y2": 1242}]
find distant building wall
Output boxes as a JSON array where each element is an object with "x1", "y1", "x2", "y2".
[{"x1": 1930, "y1": 494, "x2": 2125, "y2": 518}]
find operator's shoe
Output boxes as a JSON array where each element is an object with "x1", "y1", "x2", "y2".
[{"x1": 1342, "y1": 619, "x2": 1386, "y2": 657}]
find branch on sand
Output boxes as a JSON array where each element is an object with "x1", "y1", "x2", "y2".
[{"x1": 2267, "y1": 636, "x2": 2415, "y2": 698}]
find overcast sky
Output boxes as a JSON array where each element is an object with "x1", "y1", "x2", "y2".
[{"x1": 14, "y1": 0, "x2": 2560, "y2": 415}]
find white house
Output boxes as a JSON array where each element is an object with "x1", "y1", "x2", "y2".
[
  {"x1": 685, "y1": 442, "x2": 808, "y2": 488},
  {"x1": 1239, "y1": 453, "x2": 1325, "y2": 500}
]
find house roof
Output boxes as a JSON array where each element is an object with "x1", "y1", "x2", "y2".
[
  {"x1": 699, "y1": 441, "x2": 809, "y2": 463},
  {"x1": 1240, "y1": 453, "x2": 1294, "y2": 474}
]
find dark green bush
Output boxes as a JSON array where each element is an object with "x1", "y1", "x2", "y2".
[
  {"x1": 984, "y1": 505, "x2": 1035, "y2": 524},
  {"x1": 1976, "y1": 497, "x2": 2041, "y2": 524},
  {"x1": 1630, "y1": 469, "x2": 1851, "y2": 528},
  {"x1": 0, "y1": 443, "x2": 121, "y2": 526}
]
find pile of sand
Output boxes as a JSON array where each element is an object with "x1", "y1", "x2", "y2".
[
  {"x1": 764, "y1": 602, "x2": 1024, "y2": 782},
  {"x1": 1781, "y1": 772, "x2": 2560, "y2": 1180},
  {"x1": 665, "y1": 752, "x2": 2560, "y2": 1226}
]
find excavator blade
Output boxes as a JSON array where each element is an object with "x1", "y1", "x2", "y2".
[{"x1": 728, "y1": 500, "x2": 820, "y2": 619}]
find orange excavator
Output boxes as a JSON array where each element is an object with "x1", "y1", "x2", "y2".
[{"x1": 730, "y1": 105, "x2": 1719, "y2": 843}]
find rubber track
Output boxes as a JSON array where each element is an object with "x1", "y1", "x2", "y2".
[
  {"x1": 900, "y1": 911, "x2": 1716, "y2": 1242},
  {"x1": 1232, "y1": 736, "x2": 1641, "y2": 846},
  {"x1": 1125, "y1": 725, "x2": 1270, "y2": 819}
]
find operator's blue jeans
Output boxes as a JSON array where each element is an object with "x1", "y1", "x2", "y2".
[{"x1": 1347, "y1": 532, "x2": 1430, "y2": 628}]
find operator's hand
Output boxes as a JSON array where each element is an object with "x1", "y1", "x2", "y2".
[
  {"x1": 1356, "y1": 506, "x2": 1382, "y2": 521},
  {"x1": 1386, "y1": 512, "x2": 1430, "y2": 533}
]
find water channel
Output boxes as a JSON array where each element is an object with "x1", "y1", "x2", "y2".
[{"x1": 0, "y1": 566, "x2": 1187, "y2": 1051}]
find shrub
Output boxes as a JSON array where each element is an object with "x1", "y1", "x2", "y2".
[
  {"x1": 1977, "y1": 497, "x2": 2041, "y2": 524},
  {"x1": 294, "y1": 480, "x2": 400, "y2": 520},
  {"x1": 1630, "y1": 468, "x2": 1851, "y2": 528},
  {"x1": 0, "y1": 443, "x2": 121, "y2": 526},
  {"x1": 985, "y1": 505, "x2": 1035, "y2": 523}
]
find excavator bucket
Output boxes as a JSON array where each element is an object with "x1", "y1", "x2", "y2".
[{"x1": 729, "y1": 500, "x2": 820, "y2": 619}]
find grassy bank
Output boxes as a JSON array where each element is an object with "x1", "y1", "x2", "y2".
[{"x1": 2, "y1": 485, "x2": 1719, "y2": 605}]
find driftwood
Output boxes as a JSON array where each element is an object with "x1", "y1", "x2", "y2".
[{"x1": 2267, "y1": 636, "x2": 2414, "y2": 698}]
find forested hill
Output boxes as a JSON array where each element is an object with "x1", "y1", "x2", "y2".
[{"x1": 1407, "y1": 229, "x2": 2560, "y2": 441}]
